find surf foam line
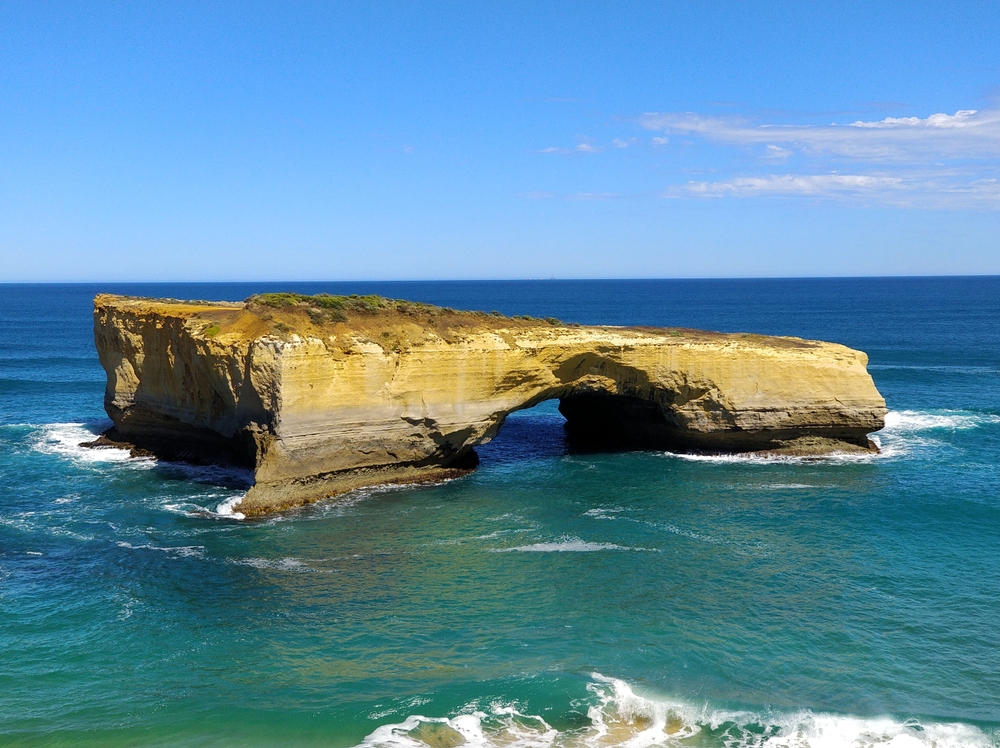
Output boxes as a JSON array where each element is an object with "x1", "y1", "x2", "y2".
[
  {"x1": 881, "y1": 410, "x2": 1000, "y2": 432},
  {"x1": 662, "y1": 448, "x2": 898, "y2": 465},
  {"x1": 491, "y1": 537, "x2": 641, "y2": 553},
  {"x1": 31, "y1": 422, "x2": 144, "y2": 465},
  {"x1": 354, "y1": 673, "x2": 997, "y2": 748},
  {"x1": 28, "y1": 422, "x2": 253, "y2": 520},
  {"x1": 662, "y1": 409, "x2": 999, "y2": 466}
]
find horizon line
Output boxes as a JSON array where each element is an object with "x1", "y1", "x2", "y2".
[{"x1": 2, "y1": 273, "x2": 999, "y2": 285}]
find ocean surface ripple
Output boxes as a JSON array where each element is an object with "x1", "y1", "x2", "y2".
[{"x1": 1, "y1": 278, "x2": 998, "y2": 747}]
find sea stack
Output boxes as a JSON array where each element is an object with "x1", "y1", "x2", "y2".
[{"x1": 92, "y1": 293, "x2": 887, "y2": 516}]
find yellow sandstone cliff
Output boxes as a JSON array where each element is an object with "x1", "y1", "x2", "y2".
[{"x1": 93, "y1": 293, "x2": 886, "y2": 516}]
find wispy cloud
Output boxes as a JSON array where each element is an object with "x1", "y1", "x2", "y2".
[
  {"x1": 535, "y1": 137, "x2": 612, "y2": 155},
  {"x1": 534, "y1": 142, "x2": 603, "y2": 155},
  {"x1": 666, "y1": 173, "x2": 1000, "y2": 208},
  {"x1": 763, "y1": 144, "x2": 792, "y2": 161},
  {"x1": 639, "y1": 108, "x2": 1000, "y2": 161},
  {"x1": 673, "y1": 174, "x2": 902, "y2": 197},
  {"x1": 527, "y1": 106, "x2": 1000, "y2": 208},
  {"x1": 638, "y1": 106, "x2": 1000, "y2": 208}
]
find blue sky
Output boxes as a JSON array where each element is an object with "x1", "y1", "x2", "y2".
[{"x1": 2, "y1": 2, "x2": 999, "y2": 281}]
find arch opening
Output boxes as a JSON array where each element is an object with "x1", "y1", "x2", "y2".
[{"x1": 474, "y1": 389, "x2": 689, "y2": 470}]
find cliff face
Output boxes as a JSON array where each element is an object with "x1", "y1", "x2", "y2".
[{"x1": 94, "y1": 294, "x2": 887, "y2": 516}]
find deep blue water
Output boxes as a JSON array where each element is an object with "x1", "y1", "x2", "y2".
[{"x1": 1, "y1": 278, "x2": 999, "y2": 747}]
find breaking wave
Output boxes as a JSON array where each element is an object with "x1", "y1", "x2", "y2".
[
  {"x1": 31, "y1": 422, "x2": 145, "y2": 465},
  {"x1": 663, "y1": 409, "x2": 999, "y2": 465},
  {"x1": 214, "y1": 495, "x2": 246, "y2": 520},
  {"x1": 355, "y1": 674, "x2": 997, "y2": 748},
  {"x1": 663, "y1": 449, "x2": 893, "y2": 465},
  {"x1": 881, "y1": 410, "x2": 1000, "y2": 432}
]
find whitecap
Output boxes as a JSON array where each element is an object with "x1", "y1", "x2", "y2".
[
  {"x1": 583, "y1": 507, "x2": 627, "y2": 519},
  {"x1": 658, "y1": 409, "x2": 998, "y2": 468},
  {"x1": 356, "y1": 705, "x2": 557, "y2": 748},
  {"x1": 32, "y1": 422, "x2": 146, "y2": 465},
  {"x1": 881, "y1": 409, "x2": 1000, "y2": 432},
  {"x1": 230, "y1": 557, "x2": 312, "y2": 571},
  {"x1": 474, "y1": 528, "x2": 533, "y2": 540},
  {"x1": 115, "y1": 541, "x2": 204, "y2": 559},
  {"x1": 664, "y1": 450, "x2": 889, "y2": 465},
  {"x1": 214, "y1": 495, "x2": 246, "y2": 520},
  {"x1": 354, "y1": 673, "x2": 997, "y2": 748},
  {"x1": 492, "y1": 538, "x2": 640, "y2": 553}
]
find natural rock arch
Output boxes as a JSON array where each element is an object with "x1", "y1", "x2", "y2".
[{"x1": 93, "y1": 294, "x2": 886, "y2": 515}]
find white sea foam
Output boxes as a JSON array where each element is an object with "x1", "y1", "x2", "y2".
[
  {"x1": 115, "y1": 541, "x2": 205, "y2": 558},
  {"x1": 664, "y1": 449, "x2": 888, "y2": 465},
  {"x1": 356, "y1": 706, "x2": 557, "y2": 748},
  {"x1": 32, "y1": 422, "x2": 145, "y2": 465},
  {"x1": 29, "y1": 423, "x2": 258, "y2": 487},
  {"x1": 354, "y1": 673, "x2": 997, "y2": 748},
  {"x1": 881, "y1": 410, "x2": 1000, "y2": 432},
  {"x1": 661, "y1": 409, "x2": 998, "y2": 467},
  {"x1": 214, "y1": 495, "x2": 246, "y2": 520},
  {"x1": 583, "y1": 507, "x2": 627, "y2": 519},
  {"x1": 493, "y1": 537, "x2": 637, "y2": 553},
  {"x1": 229, "y1": 556, "x2": 319, "y2": 572}
]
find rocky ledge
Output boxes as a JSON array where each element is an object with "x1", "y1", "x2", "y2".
[{"x1": 93, "y1": 293, "x2": 886, "y2": 516}]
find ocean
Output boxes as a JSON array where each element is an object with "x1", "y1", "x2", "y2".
[{"x1": 1, "y1": 277, "x2": 999, "y2": 747}]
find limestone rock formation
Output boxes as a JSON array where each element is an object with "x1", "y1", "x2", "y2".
[{"x1": 93, "y1": 293, "x2": 887, "y2": 516}]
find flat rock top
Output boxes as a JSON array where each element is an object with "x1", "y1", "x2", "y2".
[{"x1": 94, "y1": 292, "x2": 830, "y2": 354}]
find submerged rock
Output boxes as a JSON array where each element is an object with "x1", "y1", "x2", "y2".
[{"x1": 93, "y1": 293, "x2": 886, "y2": 516}]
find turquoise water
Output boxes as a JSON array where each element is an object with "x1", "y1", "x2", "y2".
[{"x1": 2, "y1": 279, "x2": 999, "y2": 747}]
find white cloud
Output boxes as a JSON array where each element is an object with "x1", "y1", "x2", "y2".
[
  {"x1": 636, "y1": 105, "x2": 1000, "y2": 208},
  {"x1": 676, "y1": 174, "x2": 902, "y2": 197},
  {"x1": 664, "y1": 173, "x2": 1000, "y2": 208},
  {"x1": 849, "y1": 110, "x2": 978, "y2": 129},
  {"x1": 764, "y1": 144, "x2": 792, "y2": 161},
  {"x1": 639, "y1": 108, "x2": 1000, "y2": 161},
  {"x1": 532, "y1": 106, "x2": 1000, "y2": 208},
  {"x1": 535, "y1": 142, "x2": 602, "y2": 155}
]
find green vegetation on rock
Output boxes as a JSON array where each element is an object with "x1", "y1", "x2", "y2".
[{"x1": 246, "y1": 292, "x2": 556, "y2": 327}]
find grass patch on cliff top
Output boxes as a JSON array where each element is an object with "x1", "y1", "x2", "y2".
[
  {"x1": 246, "y1": 293, "x2": 562, "y2": 332},
  {"x1": 241, "y1": 292, "x2": 566, "y2": 349}
]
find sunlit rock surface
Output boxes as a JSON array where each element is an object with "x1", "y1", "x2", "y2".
[{"x1": 93, "y1": 293, "x2": 886, "y2": 516}]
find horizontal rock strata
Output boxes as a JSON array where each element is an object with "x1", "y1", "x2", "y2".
[{"x1": 93, "y1": 293, "x2": 887, "y2": 516}]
